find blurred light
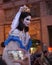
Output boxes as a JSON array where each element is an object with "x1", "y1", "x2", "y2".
[
  {"x1": 48, "y1": 47, "x2": 52, "y2": 52},
  {"x1": 30, "y1": 47, "x2": 37, "y2": 54}
]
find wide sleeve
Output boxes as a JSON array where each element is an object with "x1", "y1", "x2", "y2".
[{"x1": 2, "y1": 41, "x2": 21, "y2": 65}]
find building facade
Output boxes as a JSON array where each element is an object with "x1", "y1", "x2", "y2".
[{"x1": 0, "y1": 0, "x2": 52, "y2": 54}]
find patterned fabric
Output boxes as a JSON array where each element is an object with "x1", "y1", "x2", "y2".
[
  {"x1": 4, "y1": 35, "x2": 32, "y2": 51},
  {"x1": 2, "y1": 29, "x2": 32, "y2": 65}
]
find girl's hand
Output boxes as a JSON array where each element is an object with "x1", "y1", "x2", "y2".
[{"x1": 13, "y1": 59, "x2": 25, "y2": 65}]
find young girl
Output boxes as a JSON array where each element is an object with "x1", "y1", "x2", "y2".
[{"x1": 2, "y1": 5, "x2": 32, "y2": 65}]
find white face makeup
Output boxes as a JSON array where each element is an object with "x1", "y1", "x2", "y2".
[{"x1": 23, "y1": 16, "x2": 31, "y2": 27}]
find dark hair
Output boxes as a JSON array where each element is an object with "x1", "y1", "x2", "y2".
[
  {"x1": 43, "y1": 50, "x2": 47, "y2": 54},
  {"x1": 17, "y1": 12, "x2": 31, "y2": 32},
  {"x1": 19, "y1": 12, "x2": 31, "y2": 21},
  {"x1": 1, "y1": 42, "x2": 5, "y2": 47},
  {"x1": 0, "y1": 57, "x2": 7, "y2": 65}
]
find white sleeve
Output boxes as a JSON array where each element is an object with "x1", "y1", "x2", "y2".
[{"x1": 11, "y1": 11, "x2": 21, "y2": 31}]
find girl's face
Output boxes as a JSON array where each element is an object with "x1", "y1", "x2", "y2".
[{"x1": 23, "y1": 16, "x2": 31, "y2": 27}]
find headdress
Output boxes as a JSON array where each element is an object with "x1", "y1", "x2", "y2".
[
  {"x1": 9, "y1": 5, "x2": 30, "y2": 33},
  {"x1": 21, "y1": 5, "x2": 30, "y2": 13}
]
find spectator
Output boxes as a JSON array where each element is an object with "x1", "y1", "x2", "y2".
[
  {"x1": 30, "y1": 40, "x2": 42, "y2": 65},
  {"x1": 43, "y1": 50, "x2": 51, "y2": 65}
]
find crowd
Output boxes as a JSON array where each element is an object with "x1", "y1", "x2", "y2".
[{"x1": 30, "y1": 42, "x2": 52, "y2": 65}]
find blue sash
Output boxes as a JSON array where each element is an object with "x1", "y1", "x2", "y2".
[{"x1": 4, "y1": 35, "x2": 32, "y2": 51}]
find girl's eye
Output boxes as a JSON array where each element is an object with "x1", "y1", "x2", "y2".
[{"x1": 26, "y1": 18, "x2": 30, "y2": 20}]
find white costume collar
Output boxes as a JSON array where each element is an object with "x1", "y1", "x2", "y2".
[{"x1": 10, "y1": 29, "x2": 30, "y2": 46}]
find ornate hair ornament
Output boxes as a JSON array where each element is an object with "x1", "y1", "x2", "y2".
[{"x1": 20, "y1": 5, "x2": 30, "y2": 13}]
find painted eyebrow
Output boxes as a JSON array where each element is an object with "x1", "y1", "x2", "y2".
[
  {"x1": 26, "y1": 18, "x2": 30, "y2": 20},
  {"x1": 26, "y1": 18, "x2": 31, "y2": 20}
]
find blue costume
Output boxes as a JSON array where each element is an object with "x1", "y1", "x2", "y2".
[
  {"x1": 2, "y1": 5, "x2": 32, "y2": 65},
  {"x1": 4, "y1": 35, "x2": 32, "y2": 51}
]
